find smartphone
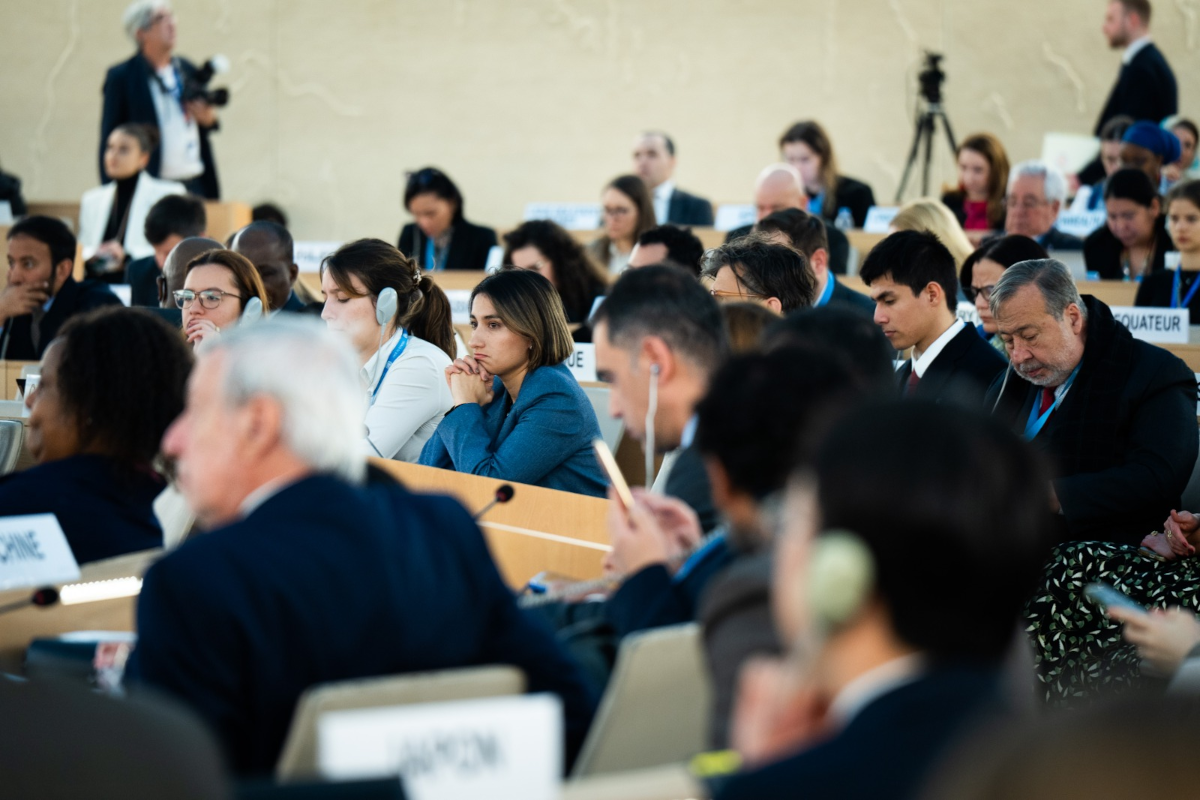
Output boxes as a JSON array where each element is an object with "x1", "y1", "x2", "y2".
[
  {"x1": 593, "y1": 438, "x2": 635, "y2": 511},
  {"x1": 1083, "y1": 582, "x2": 1147, "y2": 616}
]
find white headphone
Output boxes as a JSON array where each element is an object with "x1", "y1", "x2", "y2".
[{"x1": 805, "y1": 529, "x2": 875, "y2": 633}]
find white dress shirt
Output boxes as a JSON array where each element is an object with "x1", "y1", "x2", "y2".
[
  {"x1": 829, "y1": 653, "x2": 926, "y2": 728},
  {"x1": 149, "y1": 65, "x2": 204, "y2": 181},
  {"x1": 360, "y1": 331, "x2": 454, "y2": 462},
  {"x1": 653, "y1": 179, "x2": 676, "y2": 226},
  {"x1": 1123, "y1": 35, "x2": 1153, "y2": 65},
  {"x1": 911, "y1": 319, "x2": 965, "y2": 378}
]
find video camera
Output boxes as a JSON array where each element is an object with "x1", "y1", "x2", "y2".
[
  {"x1": 183, "y1": 54, "x2": 230, "y2": 107},
  {"x1": 918, "y1": 51, "x2": 946, "y2": 105}
]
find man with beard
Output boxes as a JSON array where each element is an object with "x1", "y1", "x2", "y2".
[{"x1": 986, "y1": 258, "x2": 1196, "y2": 544}]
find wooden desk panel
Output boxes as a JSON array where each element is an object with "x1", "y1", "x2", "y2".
[
  {"x1": 369, "y1": 459, "x2": 609, "y2": 588},
  {"x1": 25, "y1": 202, "x2": 81, "y2": 233},
  {"x1": 203, "y1": 201, "x2": 252, "y2": 245}
]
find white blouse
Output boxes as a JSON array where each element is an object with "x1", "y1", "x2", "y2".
[{"x1": 359, "y1": 330, "x2": 453, "y2": 462}]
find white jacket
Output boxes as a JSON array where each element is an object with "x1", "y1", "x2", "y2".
[{"x1": 78, "y1": 172, "x2": 186, "y2": 261}]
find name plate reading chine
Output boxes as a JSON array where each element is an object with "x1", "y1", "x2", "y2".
[
  {"x1": 1109, "y1": 307, "x2": 1190, "y2": 344},
  {"x1": 0, "y1": 514, "x2": 80, "y2": 592},
  {"x1": 318, "y1": 693, "x2": 562, "y2": 800}
]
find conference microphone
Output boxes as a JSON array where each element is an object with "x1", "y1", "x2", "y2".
[
  {"x1": 0, "y1": 586, "x2": 59, "y2": 616},
  {"x1": 473, "y1": 484, "x2": 515, "y2": 521}
]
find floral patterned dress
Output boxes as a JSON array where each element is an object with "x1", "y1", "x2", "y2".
[{"x1": 1024, "y1": 540, "x2": 1200, "y2": 707}]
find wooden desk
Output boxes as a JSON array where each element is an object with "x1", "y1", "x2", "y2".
[
  {"x1": 369, "y1": 459, "x2": 609, "y2": 588},
  {"x1": 25, "y1": 201, "x2": 81, "y2": 233},
  {"x1": 846, "y1": 230, "x2": 886, "y2": 268},
  {"x1": 1, "y1": 360, "x2": 38, "y2": 402},
  {"x1": 564, "y1": 227, "x2": 726, "y2": 252},
  {"x1": 0, "y1": 548, "x2": 160, "y2": 673},
  {"x1": 1078, "y1": 280, "x2": 1139, "y2": 308},
  {"x1": 203, "y1": 201, "x2": 252, "y2": 244}
]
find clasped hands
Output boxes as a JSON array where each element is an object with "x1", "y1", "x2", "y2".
[
  {"x1": 1140, "y1": 509, "x2": 1199, "y2": 560},
  {"x1": 445, "y1": 356, "x2": 495, "y2": 407}
]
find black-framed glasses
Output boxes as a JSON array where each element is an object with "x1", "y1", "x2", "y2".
[
  {"x1": 174, "y1": 289, "x2": 243, "y2": 309},
  {"x1": 967, "y1": 284, "x2": 996, "y2": 303}
]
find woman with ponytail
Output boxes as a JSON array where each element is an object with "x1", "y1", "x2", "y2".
[{"x1": 320, "y1": 238, "x2": 455, "y2": 461}]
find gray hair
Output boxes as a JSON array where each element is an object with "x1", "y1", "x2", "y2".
[
  {"x1": 123, "y1": 0, "x2": 170, "y2": 42},
  {"x1": 989, "y1": 258, "x2": 1087, "y2": 323},
  {"x1": 201, "y1": 316, "x2": 367, "y2": 484},
  {"x1": 1008, "y1": 160, "x2": 1068, "y2": 206}
]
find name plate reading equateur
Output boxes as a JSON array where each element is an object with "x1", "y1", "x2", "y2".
[{"x1": 1108, "y1": 307, "x2": 1190, "y2": 344}]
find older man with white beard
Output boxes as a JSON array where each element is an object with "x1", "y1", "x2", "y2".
[{"x1": 986, "y1": 258, "x2": 1197, "y2": 544}]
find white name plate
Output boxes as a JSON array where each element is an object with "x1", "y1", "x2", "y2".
[
  {"x1": 445, "y1": 290, "x2": 472, "y2": 325},
  {"x1": 1194, "y1": 373, "x2": 1200, "y2": 416},
  {"x1": 0, "y1": 514, "x2": 80, "y2": 591},
  {"x1": 1109, "y1": 306, "x2": 1190, "y2": 343},
  {"x1": 1054, "y1": 210, "x2": 1107, "y2": 240},
  {"x1": 294, "y1": 241, "x2": 343, "y2": 274},
  {"x1": 714, "y1": 204, "x2": 755, "y2": 232},
  {"x1": 523, "y1": 203, "x2": 601, "y2": 231},
  {"x1": 955, "y1": 300, "x2": 981, "y2": 327},
  {"x1": 565, "y1": 343, "x2": 596, "y2": 382},
  {"x1": 318, "y1": 693, "x2": 562, "y2": 800},
  {"x1": 863, "y1": 206, "x2": 900, "y2": 234}
]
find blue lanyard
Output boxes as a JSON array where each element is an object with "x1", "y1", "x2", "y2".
[
  {"x1": 673, "y1": 531, "x2": 726, "y2": 583},
  {"x1": 423, "y1": 237, "x2": 448, "y2": 272},
  {"x1": 815, "y1": 273, "x2": 836, "y2": 307},
  {"x1": 1171, "y1": 269, "x2": 1200, "y2": 310},
  {"x1": 369, "y1": 329, "x2": 410, "y2": 404},
  {"x1": 1024, "y1": 364, "x2": 1081, "y2": 440}
]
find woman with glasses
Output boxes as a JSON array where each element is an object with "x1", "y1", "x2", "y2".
[
  {"x1": 177, "y1": 249, "x2": 269, "y2": 348},
  {"x1": 1085, "y1": 168, "x2": 1174, "y2": 281},
  {"x1": 397, "y1": 167, "x2": 497, "y2": 272},
  {"x1": 586, "y1": 175, "x2": 656, "y2": 275},
  {"x1": 959, "y1": 235, "x2": 1048, "y2": 355}
]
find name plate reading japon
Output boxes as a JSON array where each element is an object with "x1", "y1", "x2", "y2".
[
  {"x1": 863, "y1": 206, "x2": 900, "y2": 234},
  {"x1": 318, "y1": 694, "x2": 562, "y2": 800},
  {"x1": 445, "y1": 290, "x2": 472, "y2": 325},
  {"x1": 294, "y1": 241, "x2": 343, "y2": 274},
  {"x1": 565, "y1": 343, "x2": 596, "y2": 382},
  {"x1": 1109, "y1": 307, "x2": 1190, "y2": 344},
  {"x1": 0, "y1": 514, "x2": 80, "y2": 591},
  {"x1": 523, "y1": 203, "x2": 601, "y2": 231}
]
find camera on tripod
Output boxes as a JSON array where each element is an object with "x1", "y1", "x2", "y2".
[
  {"x1": 894, "y1": 50, "x2": 957, "y2": 201},
  {"x1": 918, "y1": 51, "x2": 946, "y2": 106},
  {"x1": 183, "y1": 55, "x2": 231, "y2": 107}
]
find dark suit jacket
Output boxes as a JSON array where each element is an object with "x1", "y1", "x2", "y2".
[
  {"x1": 0, "y1": 455, "x2": 163, "y2": 565},
  {"x1": 1085, "y1": 213, "x2": 1174, "y2": 280},
  {"x1": 419, "y1": 363, "x2": 608, "y2": 496},
  {"x1": 101, "y1": 52, "x2": 220, "y2": 199},
  {"x1": 397, "y1": 219, "x2": 497, "y2": 272},
  {"x1": 987, "y1": 296, "x2": 1198, "y2": 544},
  {"x1": 1137, "y1": 269, "x2": 1200, "y2": 324},
  {"x1": 281, "y1": 290, "x2": 323, "y2": 316},
  {"x1": 714, "y1": 666, "x2": 1009, "y2": 800},
  {"x1": 896, "y1": 323, "x2": 1007, "y2": 406},
  {"x1": 666, "y1": 187, "x2": 715, "y2": 226},
  {"x1": 0, "y1": 169, "x2": 27, "y2": 217},
  {"x1": 1038, "y1": 226, "x2": 1085, "y2": 251},
  {"x1": 0, "y1": 277, "x2": 123, "y2": 361},
  {"x1": 127, "y1": 473, "x2": 597, "y2": 776},
  {"x1": 146, "y1": 305, "x2": 183, "y2": 327},
  {"x1": 820, "y1": 175, "x2": 876, "y2": 229},
  {"x1": 126, "y1": 254, "x2": 160, "y2": 306},
  {"x1": 827, "y1": 277, "x2": 875, "y2": 317},
  {"x1": 726, "y1": 220, "x2": 851, "y2": 275}
]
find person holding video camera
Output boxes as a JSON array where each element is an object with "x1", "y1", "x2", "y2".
[{"x1": 100, "y1": 2, "x2": 225, "y2": 199}]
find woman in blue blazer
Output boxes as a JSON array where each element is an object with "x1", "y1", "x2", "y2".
[{"x1": 419, "y1": 269, "x2": 608, "y2": 497}]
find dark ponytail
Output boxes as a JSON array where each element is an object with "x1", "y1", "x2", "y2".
[{"x1": 406, "y1": 276, "x2": 454, "y2": 360}]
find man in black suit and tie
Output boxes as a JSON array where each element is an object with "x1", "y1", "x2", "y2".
[
  {"x1": 0, "y1": 217, "x2": 121, "y2": 361},
  {"x1": 126, "y1": 317, "x2": 596, "y2": 775},
  {"x1": 861, "y1": 230, "x2": 1005, "y2": 404},
  {"x1": 724, "y1": 164, "x2": 852, "y2": 274},
  {"x1": 633, "y1": 132, "x2": 714, "y2": 227},
  {"x1": 1079, "y1": 0, "x2": 1177, "y2": 185},
  {"x1": 715, "y1": 402, "x2": 1053, "y2": 800},
  {"x1": 986, "y1": 258, "x2": 1197, "y2": 544}
]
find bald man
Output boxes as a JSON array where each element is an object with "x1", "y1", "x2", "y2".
[
  {"x1": 150, "y1": 236, "x2": 223, "y2": 326},
  {"x1": 631, "y1": 132, "x2": 714, "y2": 226},
  {"x1": 231, "y1": 221, "x2": 316, "y2": 314},
  {"x1": 725, "y1": 164, "x2": 850, "y2": 274}
]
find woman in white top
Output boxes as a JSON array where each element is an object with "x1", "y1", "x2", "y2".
[
  {"x1": 79, "y1": 124, "x2": 185, "y2": 280},
  {"x1": 320, "y1": 239, "x2": 455, "y2": 462}
]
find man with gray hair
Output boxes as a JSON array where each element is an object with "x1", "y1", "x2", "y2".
[
  {"x1": 100, "y1": 1, "x2": 222, "y2": 198},
  {"x1": 126, "y1": 317, "x2": 596, "y2": 774},
  {"x1": 986, "y1": 258, "x2": 1196, "y2": 543},
  {"x1": 1003, "y1": 161, "x2": 1082, "y2": 251},
  {"x1": 725, "y1": 164, "x2": 850, "y2": 274}
]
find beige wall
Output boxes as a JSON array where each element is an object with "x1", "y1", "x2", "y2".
[{"x1": 3, "y1": 0, "x2": 1198, "y2": 242}]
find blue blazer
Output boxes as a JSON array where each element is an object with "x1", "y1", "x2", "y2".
[
  {"x1": 0, "y1": 454, "x2": 163, "y2": 564},
  {"x1": 419, "y1": 363, "x2": 608, "y2": 497},
  {"x1": 126, "y1": 472, "x2": 597, "y2": 776}
]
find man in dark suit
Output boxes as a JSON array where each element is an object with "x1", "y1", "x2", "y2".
[
  {"x1": 125, "y1": 318, "x2": 596, "y2": 775},
  {"x1": 126, "y1": 193, "x2": 207, "y2": 307},
  {"x1": 0, "y1": 217, "x2": 121, "y2": 361},
  {"x1": 715, "y1": 403, "x2": 1053, "y2": 800},
  {"x1": 100, "y1": 4, "x2": 221, "y2": 198},
  {"x1": 724, "y1": 164, "x2": 851, "y2": 274},
  {"x1": 1078, "y1": 0, "x2": 1177, "y2": 185},
  {"x1": 1003, "y1": 162, "x2": 1083, "y2": 251},
  {"x1": 860, "y1": 230, "x2": 1005, "y2": 404},
  {"x1": 633, "y1": 132, "x2": 714, "y2": 226},
  {"x1": 987, "y1": 258, "x2": 1197, "y2": 545},
  {"x1": 755, "y1": 208, "x2": 874, "y2": 317},
  {"x1": 231, "y1": 220, "x2": 320, "y2": 314}
]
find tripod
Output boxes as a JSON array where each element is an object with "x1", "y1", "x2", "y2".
[{"x1": 894, "y1": 102, "x2": 957, "y2": 202}]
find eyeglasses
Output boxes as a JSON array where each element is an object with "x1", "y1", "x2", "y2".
[
  {"x1": 174, "y1": 289, "x2": 243, "y2": 309},
  {"x1": 710, "y1": 288, "x2": 765, "y2": 301},
  {"x1": 1004, "y1": 196, "x2": 1049, "y2": 211},
  {"x1": 968, "y1": 284, "x2": 996, "y2": 303},
  {"x1": 603, "y1": 206, "x2": 633, "y2": 217}
]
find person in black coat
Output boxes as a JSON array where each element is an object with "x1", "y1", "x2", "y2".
[
  {"x1": 0, "y1": 307, "x2": 189, "y2": 564},
  {"x1": 0, "y1": 162, "x2": 27, "y2": 217},
  {"x1": 125, "y1": 317, "x2": 596, "y2": 776},
  {"x1": 1085, "y1": 167, "x2": 1174, "y2": 280},
  {"x1": 1, "y1": 217, "x2": 122, "y2": 361},
  {"x1": 1138, "y1": 179, "x2": 1200, "y2": 323},
  {"x1": 100, "y1": 6, "x2": 221, "y2": 198},
  {"x1": 987, "y1": 259, "x2": 1198, "y2": 545},
  {"x1": 860, "y1": 230, "x2": 1006, "y2": 405},
  {"x1": 397, "y1": 167, "x2": 497, "y2": 271},
  {"x1": 633, "y1": 132, "x2": 715, "y2": 226},
  {"x1": 778, "y1": 120, "x2": 876, "y2": 227}
]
